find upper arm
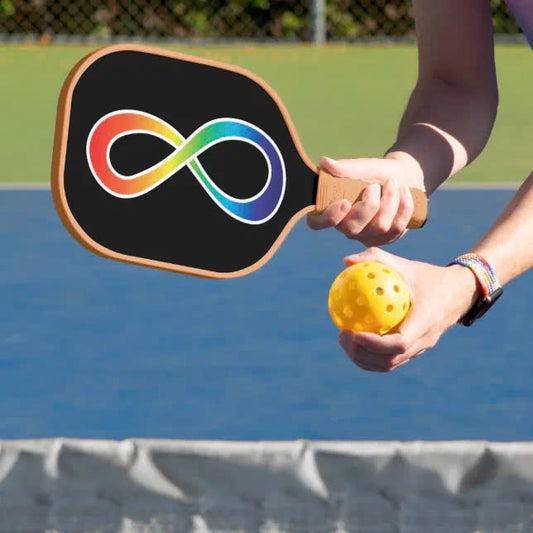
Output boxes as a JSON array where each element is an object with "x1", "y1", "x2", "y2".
[{"x1": 413, "y1": 0, "x2": 498, "y2": 93}]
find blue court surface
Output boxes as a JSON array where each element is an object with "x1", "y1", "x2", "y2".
[{"x1": 0, "y1": 188, "x2": 531, "y2": 441}]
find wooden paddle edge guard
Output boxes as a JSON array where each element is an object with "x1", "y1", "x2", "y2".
[{"x1": 315, "y1": 170, "x2": 428, "y2": 229}]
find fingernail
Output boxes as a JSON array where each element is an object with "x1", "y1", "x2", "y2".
[{"x1": 322, "y1": 156, "x2": 334, "y2": 165}]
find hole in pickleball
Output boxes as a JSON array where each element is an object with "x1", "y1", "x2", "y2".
[
  {"x1": 376, "y1": 287, "x2": 384, "y2": 295},
  {"x1": 393, "y1": 285, "x2": 400, "y2": 292},
  {"x1": 110, "y1": 134, "x2": 175, "y2": 176},
  {"x1": 366, "y1": 272, "x2": 375, "y2": 279},
  {"x1": 386, "y1": 305, "x2": 394, "y2": 313},
  {"x1": 383, "y1": 268, "x2": 391, "y2": 273},
  {"x1": 196, "y1": 139, "x2": 268, "y2": 199}
]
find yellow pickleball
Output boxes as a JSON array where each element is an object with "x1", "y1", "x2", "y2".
[{"x1": 328, "y1": 261, "x2": 411, "y2": 335}]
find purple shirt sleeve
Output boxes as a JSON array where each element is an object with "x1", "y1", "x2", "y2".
[{"x1": 505, "y1": 0, "x2": 533, "y2": 48}]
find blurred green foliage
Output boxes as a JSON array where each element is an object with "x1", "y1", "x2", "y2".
[{"x1": 0, "y1": 0, "x2": 522, "y2": 40}]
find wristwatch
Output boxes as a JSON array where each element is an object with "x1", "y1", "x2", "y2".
[{"x1": 448, "y1": 253, "x2": 503, "y2": 327}]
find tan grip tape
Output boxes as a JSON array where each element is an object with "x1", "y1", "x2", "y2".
[{"x1": 315, "y1": 169, "x2": 428, "y2": 229}]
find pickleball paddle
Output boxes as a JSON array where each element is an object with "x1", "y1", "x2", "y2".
[{"x1": 52, "y1": 44, "x2": 427, "y2": 279}]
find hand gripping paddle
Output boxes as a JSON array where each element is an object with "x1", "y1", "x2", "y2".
[{"x1": 52, "y1": 44, "x2": 427, "y2": 279}]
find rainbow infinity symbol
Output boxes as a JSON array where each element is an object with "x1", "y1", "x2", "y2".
[{"x1": 86, "y1": 110, "x2": 286, "y2": 225}]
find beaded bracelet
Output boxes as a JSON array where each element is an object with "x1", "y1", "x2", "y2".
[{"x1": 447, "y1": 253, "x2": 503, "y2": 326}]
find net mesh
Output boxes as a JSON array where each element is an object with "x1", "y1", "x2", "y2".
[{"x1": 1, "y1": 439, "x2": 533, "y2": 532}]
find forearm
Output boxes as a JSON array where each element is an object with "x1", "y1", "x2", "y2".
[
  {"x1": 385, "y1": 0, "x2": 498, "y2": 195},
  {"x1": 439, "y1": 175, "x2": 533, "y2": 325},
  {"x1": 387, "y1": 79, "x2": 498, "y2": 194},
  {"x1": 470, "y1": 174, "x2": 533, "y2": 286}
]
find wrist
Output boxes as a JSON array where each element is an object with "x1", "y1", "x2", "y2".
[
  {"x1": 447, "y1": 253, "x2": 503, "y2": 326},
  {"x1": 445, "y1": 264, "x2": 482, "y2": 322},
  {"x1": 384, "y1": 150, "x2": 426, "y2": 190}
]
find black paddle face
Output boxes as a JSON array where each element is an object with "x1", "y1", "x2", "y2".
[{"x1": 57, "y1": 46, "x2": 317, "y2": 277}]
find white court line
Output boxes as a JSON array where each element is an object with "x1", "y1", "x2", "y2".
[
  {"x1": 442, "y1": 181, "x2": 520, "y2": 190},
  {"x1": 0, "y1": 181, "x2": 521, "y2": 191},
  {"x1": 0, "y1": 182, "x2": 50, "y2": 190}
]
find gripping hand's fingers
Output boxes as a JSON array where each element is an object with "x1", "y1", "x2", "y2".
[
  {"x1": 346, "y1": 181, "x2": 416, "y2": 247},
  {"x1": 392, "y1": 185, "x2": 415, "y2": 233},
  {"x1": 307, "y1": 199, "x2": 352, "y2": 230},
  {"x1": 368, "y1": 184, "x2": 414, "y2": 245},
  {"x1": 336, "y1": 183, "x2": 381, "y2": 238},
  {"x1": 370, "y1": 184, "x2": 415, "y2": 245},
  {"x1": 308, "y1": 157, "x2": 419, "y2": 246},
  {"x1": 345, "y1": 178, "x2": 405, "y2": 246},
  {"x1": 367, "y1": 177, "x2": 401, "y2": 233},
  {"x1": 309, "y1": 156, "x2": 388, "y2": 233}
]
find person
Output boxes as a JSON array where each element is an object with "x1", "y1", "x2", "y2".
[{"x1": 306, "y1": 0, "x2": 533, "y2": 372}]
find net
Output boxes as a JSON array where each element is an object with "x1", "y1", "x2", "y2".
[{"x1": 1, "y1": 439, "x2": 533, "y2": 532}]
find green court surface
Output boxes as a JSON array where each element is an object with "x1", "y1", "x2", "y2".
[{"x1": 1, "y1": 43, "x2": 531, "y2": 184}]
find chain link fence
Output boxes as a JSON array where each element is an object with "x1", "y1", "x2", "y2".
[{"x1": 0, "y1": 0, "x2": 523, "y2": 43}]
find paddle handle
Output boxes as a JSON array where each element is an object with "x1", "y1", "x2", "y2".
[{"x1": 315, "y1": 169, "x2": 428, "y2": 229}]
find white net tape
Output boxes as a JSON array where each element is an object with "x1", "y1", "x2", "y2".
[{"x1": 1, "y1": 439, "x2": 533, "y2": 532}]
